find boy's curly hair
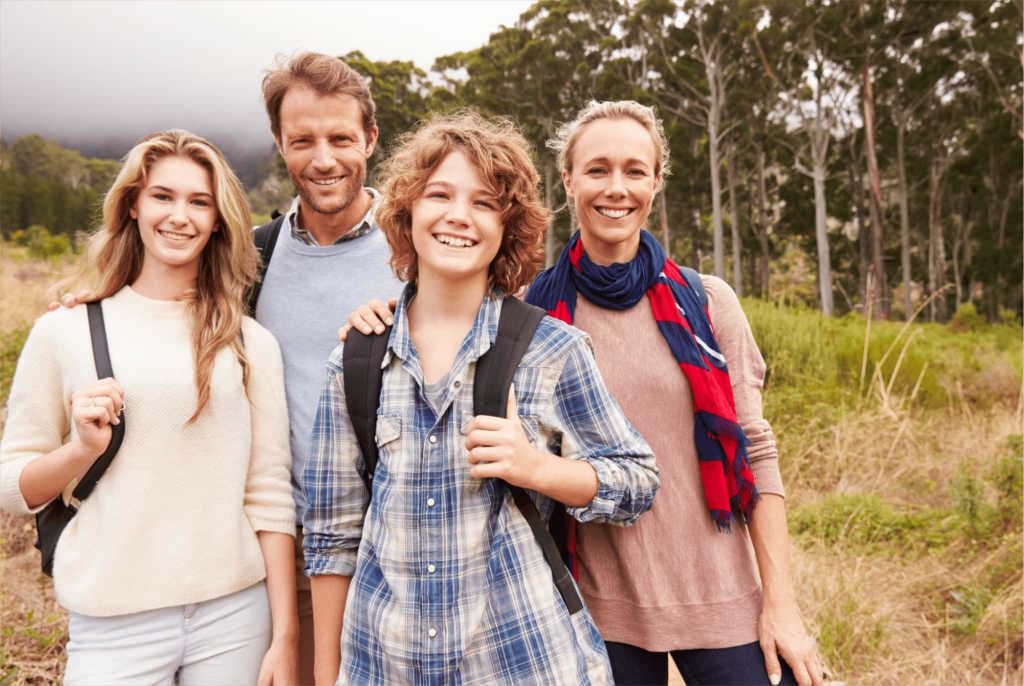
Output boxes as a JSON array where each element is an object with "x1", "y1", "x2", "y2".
[{"x1": 375, "y1": 110, "x2": 549, "y2": 295}]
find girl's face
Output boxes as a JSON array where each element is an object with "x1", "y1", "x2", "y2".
[
  {"x1": 411, "y1": 151, "x2": 504, "y2": 292},
  {"x1": 563, "y1": 117, "x2": 660, "y2": 266},
  {"x1": 131, "y1": 156, "x2": 218, "y2": 280}
]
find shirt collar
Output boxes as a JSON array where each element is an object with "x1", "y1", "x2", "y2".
[
  {"x1": 284, "y1": 187, "x2": 381, "y2": 245},
  {"x1": 384, "y1": 285, "x2": 504, "y2": 370}
]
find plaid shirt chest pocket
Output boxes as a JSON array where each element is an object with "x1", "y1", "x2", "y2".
[{"x1": 368, "y1": 413, "x2": 402, "y2": 509}]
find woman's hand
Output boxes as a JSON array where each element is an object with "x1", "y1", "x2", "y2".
[
  {"x1": 759, "y1": 600, "x2": 823, "y2": 685},
  {"x1": 337, "y1": 298, "x2": 398, "y2": 342},
  {"x1": 71, "y1": 378, "x2": 125, "y2": 457},
  {"x1": 257, "y1": 637, "x2": 299, "y2": 686}
]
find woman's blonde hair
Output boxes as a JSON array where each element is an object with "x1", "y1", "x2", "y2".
[
  {"x1": 548, "y1": 100, "x2": 672, "y2": 193},
  {"x1": 375, "y1": 110, "x2": 549, "y2": 295},
  {"x1": 53, "y1": 129, "x2": 258, "y2": 424}
]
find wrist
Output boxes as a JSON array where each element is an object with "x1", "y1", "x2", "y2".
[
  {"x1": 761, "y1": 579, "x2": 796, "y2": 609},
  {"x1": 69, "y1": 438, "x2": 103, "y2": 466}
]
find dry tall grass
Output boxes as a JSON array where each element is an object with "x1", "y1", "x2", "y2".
[{"x1": 1, "y1": 247, "x2": 1021, "y2": 685}]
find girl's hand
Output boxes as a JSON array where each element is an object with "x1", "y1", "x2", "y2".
[
  {"x1": 257, "y1": 637, "x2": 299, "y2": 686},
  {"x1": 71, "y1": 378, "x2": 125, "y2": 457},
  {"x1": 464, "y1": 384, "x2": 542, "y2": 488}
]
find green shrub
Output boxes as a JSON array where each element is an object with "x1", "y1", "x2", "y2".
[
  {"x1": 1, "y1": 324, "x2": 31, "y2": 409},
  {"x1": 948, "y1": 303, "x2": 987, "y2": 332},
  {"x1": 25, "y1": 225, "x2": 70, "y2": 261}
]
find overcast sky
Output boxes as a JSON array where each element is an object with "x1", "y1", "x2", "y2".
[{"x1": 0, "y1": 0, "x2": 535, "y2": 156}]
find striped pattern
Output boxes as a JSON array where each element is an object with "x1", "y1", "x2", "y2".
[
  {"x1": 528, "y1": 230, "x2": 760, "y2": 533},
  {"x1": 302, "y1": 288, "x2": 658, "y2": 686}
]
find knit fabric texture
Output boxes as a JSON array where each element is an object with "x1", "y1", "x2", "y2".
[
  {"x1": 0, "y1": 286, "x2": 295, "y2": 617},
  {"x1": 572, "y1": 275, "x2": 785, "y2": 652}
]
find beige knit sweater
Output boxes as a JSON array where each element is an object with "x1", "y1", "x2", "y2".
[
  {"x1": 0, "y1": 286, "x2": 295, "y2": 617},
  {"x1": 572, "y1": 275, "x2": 785, "y2": 651}
]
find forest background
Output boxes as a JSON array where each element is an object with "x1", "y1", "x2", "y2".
[{"x1": 1, "y1": 0, "x2": 1022, "y2": 684}]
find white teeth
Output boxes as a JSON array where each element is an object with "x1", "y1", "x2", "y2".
[
  {"x1": 598, "y1": 208, "x2": 632, "y2": 219},
  {"x1": 311, "y1": 178, "x2": 340, "y2": 186},
  {"x1": 435, "y1": 234, "x2": 477, "y2": 248},
  {"x1": 158, "y1": 230, "x2": 191, "y2": 242}
]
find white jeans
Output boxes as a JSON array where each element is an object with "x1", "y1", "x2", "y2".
[{"x1": 64, "y1": 581, "x2": 271, "y2": 685}]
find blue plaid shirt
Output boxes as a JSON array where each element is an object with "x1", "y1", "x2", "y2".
[{"x1": 302, "y1": 287, "x2": 659, "y2": 686}]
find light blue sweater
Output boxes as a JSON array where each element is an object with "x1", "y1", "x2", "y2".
[{"x1": 255, "y1": 217, "x2": 403, "y2": 524}]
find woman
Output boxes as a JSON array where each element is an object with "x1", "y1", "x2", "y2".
[
  {"x1": 302, "y1": 111, "x2": 659, "y2": 686},
  {"x1": 346, "y1": 102, "x2": 823, "y2": 686},
  {"x1": 1, "y1": 130, "x2": 298, "y2": 684}
]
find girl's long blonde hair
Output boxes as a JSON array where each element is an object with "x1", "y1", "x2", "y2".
[{"x1": 54, "y1": 129, "x2": 258, "y2": 424}]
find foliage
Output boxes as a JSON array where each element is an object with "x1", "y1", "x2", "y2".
[
  {"x1": 24, "y1": 226, "x2": 70, "y2": 262},
  {"x1": 1, "y1": 325, "x2": 31, "y2": 409}
]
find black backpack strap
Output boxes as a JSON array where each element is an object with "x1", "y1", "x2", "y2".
[
  {"x1": 680, "y1": 266, "x2": 708, "y2": 310},
  {"x1": 72, "y1": 302, "x2": 125, "y2": 502},
  {"x1": 245, "y1": 210, "x2": 286, "y2": 317},
  {"x1": 343, "y1": 324, "x2": 393, "y2": 492},
  {"x1": 474, "y1": 296, "x2": 584, "y2": 615}
]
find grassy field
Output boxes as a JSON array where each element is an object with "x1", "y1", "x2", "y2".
[{"x1": 1, "y1": 243, "x2": 1021, "y2": 685}]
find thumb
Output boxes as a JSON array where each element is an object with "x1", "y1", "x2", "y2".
[
  {"x1": 506, "y1": 382, "x2": 519, "y2": 422},
  {"x1": 762, "y1": 640, "x2": 782, "y2": 686}
]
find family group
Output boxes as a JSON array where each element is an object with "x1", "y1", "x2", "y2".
[{"x1": 0, "y1": 51, "x2": 822, "y2": 686}]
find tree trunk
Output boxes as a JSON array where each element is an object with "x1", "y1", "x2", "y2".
[
  {"x1": 864, "y1": 61, "x2": 889, "y2": 319},
  {"x1": 709, "y1": 117, "x2": 725, "y2": 279},
  {"x1": 896, "y1": 118, "x2": 913, "y2": 320},
  {"x1": 927, "y1": 156, "x2": 948, "y2": 322},
  {"x1": 813, "y1": 162, "x2": 834, "y2": 317},
  {"x1": 658, "y1": 187, "x2": 670, "y2": 255},
  {"x1": 846, "y1": 133, "x2": 870, "y2": 307},
  {"x1": 727, "y1": 141, "x2": 743, "y2": 296},
  {"x1": 545, "y1": 158, "x2": 555, "y2": 268},
  {"x1": 755, "y1": 144, "x2": 770, "y2": 298}
]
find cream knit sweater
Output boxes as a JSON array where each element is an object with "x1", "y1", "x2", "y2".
[{"x1": 0, "y1": 286, "x2": 295, "y2": 617}]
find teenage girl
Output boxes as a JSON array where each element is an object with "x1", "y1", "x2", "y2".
[{"x1": 1, "y1": 130, "x2": 299, "y2": 684}]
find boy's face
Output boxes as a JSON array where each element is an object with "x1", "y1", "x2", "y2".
[
  {"x1": 274, "y1": 87, "x2": 377, "y2": 216},
  {"x1": 410, "y1": 151, "x2": 504, "y2": 291}
]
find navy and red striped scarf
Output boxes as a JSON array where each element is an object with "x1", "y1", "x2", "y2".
[{"x1": 528, "y1": 230, "x2": 760, "y2": 543}]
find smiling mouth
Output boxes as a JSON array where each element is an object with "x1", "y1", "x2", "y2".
[
  {"x1": 597, "y1": 207, "x2": 635, "y2": 219},
  {"x1": 310, "y1": 177, "x2": 343, "y2": 186},
  {"x1": 434, "y1": 234, "x2": 478, "y2": 248},
  {"x1": 158, "y1": 230, "x2": 194, "y2": 243}
]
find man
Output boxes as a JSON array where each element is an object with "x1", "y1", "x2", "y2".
[{"x1": 256, "y1": 52, "x2": 404, "y2": 683}]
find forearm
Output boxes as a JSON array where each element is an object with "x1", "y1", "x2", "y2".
[
  {"x1": 530, "y1": 450, "x2": 599, "y2": 507},
  {"x1": 311, "y1": 573, "x2": 351, "y2": 685},
  {"x1": 747, "y1": 493, "x2": 796, "y2": 606},
  {"x1": 257, "y1": 531, "x2": 299, "y2": 644},
  {"x1": 19, "y1": 439, "x2": 102, "y2": 510}
]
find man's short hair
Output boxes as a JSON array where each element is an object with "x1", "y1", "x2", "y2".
[{"x1": 262, "y1": 51, "x2": 377, "y2": 142}]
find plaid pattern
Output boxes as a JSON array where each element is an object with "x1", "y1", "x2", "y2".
[
  {"x1": 302, "y1": 288, "x2": 659, "y2": 686},
  {"x1": 284, "y1": 188, "x2": 379, "y2": 246}
]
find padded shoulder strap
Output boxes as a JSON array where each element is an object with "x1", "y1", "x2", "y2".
[
  {"x1": 343, "y1": 324, "x2": 393, "y2": 492},
  {"x1": 474, "y1": 297, "x2": 584, "y2": 615},
  {"x1": 245, "y1": 211, "x2": 286, "y2": 317},
  {"x1": 680, "y1": 266, "x2": 708, "y2": 309},
  {"x1": 473, "y1": 296, "x2": 546, "y2": 418},
  {"x1": 72, "y1": 302, "x2": 125, "y2": 501}
]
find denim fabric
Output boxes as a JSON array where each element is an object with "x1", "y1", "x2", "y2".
[
  {"x1": 606, "y1": 639, "x2": 799, "y2": 686},
  {"x1": 302, "y1": 287, "x2": 660, "y2": 686}
]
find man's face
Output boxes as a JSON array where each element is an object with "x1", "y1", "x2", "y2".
[{"x1": 274, "y1": 87, "x2": 378, "y2": 216}]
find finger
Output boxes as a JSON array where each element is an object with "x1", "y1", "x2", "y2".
[
  {"x1": 368, "y1": 300, "x2": 394, "y2": 326},
  {"x1": 93, "y1": 397, "x2": 120, "y2": 425},
  {"x1": 469, "y1": 461, "x2": 504, "y2": 480},
  {"x1": 76, "y1": 289, "x2": 93, "y2": 302},
  {"x1": 467, "y1": 415, "x2": 509, "y2": 432},
  {"x1": 761, "y1": 640, "x2": 782, "y2": 686},
  {"x1": 350, "y1": 305, "x2": 384, "y2": 335},
  {"x1": 466, "y1": 446, "x2": 509, "y2": 464},
  {"x1": 75, "y1": 406, "x2": 112, "y2": 428},
  {"x1": 464, "y1": 427, "x2": 505, "y2": 451},
  {"x1": 338, "y1": 323, "x2": 353, "y2": 342},
  {"x1": 787, "y1": 655, "x2": 812, "y2": 686},
  {"x1": 388, "y1": 298, "x2": 398, "y2": 311},
  {"x1": 47, "y1": 301, "x2": 60, "y2": 312},
  {"x1": 61, "y1": 293, "x2": 78, "y2": 308},
  {"x1": 506, "y1": 382, "x2": 518, "y2": 422},
  {"x1": 808, "y1": 654, "x2": 824, "y2": 686}
]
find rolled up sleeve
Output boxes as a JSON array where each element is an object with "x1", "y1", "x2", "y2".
[{"x1": 301, "y1": 344, "x2": 370, "y2": 577}]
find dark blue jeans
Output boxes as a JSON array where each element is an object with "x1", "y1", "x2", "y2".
[{"x1": 605, "y1": 640, "x2": 799, "y2": 686}]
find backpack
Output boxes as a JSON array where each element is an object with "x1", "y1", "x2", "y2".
[
  {"x1": 245, "y1": 209, "x2": 286, "y2": 317},
  {"x1": 34, "y1": 301, "x2": 125, "y2": 577},
  {"x1": 342, "y1": 296, "x2": 584, "y2": 615},
  {"x1": 680, "y1": 266, "x2": 708, "y2": 309}
]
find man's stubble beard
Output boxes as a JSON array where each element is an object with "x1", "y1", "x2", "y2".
[{"x1": 291, "y1": 162, "x2": 367, "y2": 216}]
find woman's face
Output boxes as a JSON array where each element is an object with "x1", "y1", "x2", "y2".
[
  {"x1": 564, "y1": 117, "x2": 660, "y2": 266},
  {"x1": 131, "y1": 156, "x2": 218, "y2": 279},
  {"x1": 411, "y1": 151, "x2": 504, "y2": 292}
]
